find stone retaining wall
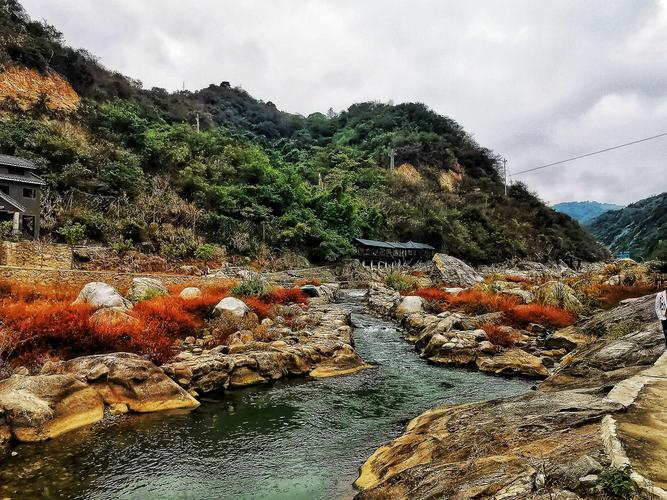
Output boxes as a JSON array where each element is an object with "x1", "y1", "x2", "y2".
[
  {"x1": 0, "y1": 266, "x2": 218, "y2": 291},
  {"x1": 0, "y1": 241, "x2": 73, "y2": 269}
]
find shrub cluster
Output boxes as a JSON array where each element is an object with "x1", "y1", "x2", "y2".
[
  {"x1": 0, "y1": 282, "x2": 230, "y2": 368},
  {"x1": 385, "y1": 272, "x2": 418, "y2": 292},
  {"x1": 504, "y1": 304, "x2": 576, "y2": 329},
  {"x1": 480, "y1": 323, "x2": 514, "y2": 348}
]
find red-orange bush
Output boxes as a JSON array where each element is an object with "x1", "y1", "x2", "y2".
[
  {"x1": 406, "y1": 288, "x2": 520, "y2": 315},
  {"x1": 0, "y1": 279, "x2": 80, "y2": 303},
  {"x1": 480, "y1": 323, "x2": 515, "y2": 348},
  {"x1": 584, "y1": 283, "x2": 657, "y2": 308},
  {"x1": 407, "y1": 288, "x2": 451, "y2": 304},
  {"x1": 263, "y1": 287, "x2": 309, "y2": 305},
  {"x1": 245, "y1": 297, "x2": 272, "y2": 319},
  {"x1": 447, "y1": 289, "x2": 520, "y2": 315},
  {"x1": 505, "y1": 304, "x2": 575, "y2": 328}
]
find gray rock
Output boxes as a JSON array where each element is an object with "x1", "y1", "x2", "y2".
[
  {"x1": 72, "y1": 282, "x2": 132, "y2": 310},
  {"x1": 213, "y1": 297, "x2": 250, "y2": 317},
  {"x1": 432, "y1": 254, "x2": 483, "y2": 287},
  {"x1": 394, "y1": 296, "x2": 425, "y2": 318}
]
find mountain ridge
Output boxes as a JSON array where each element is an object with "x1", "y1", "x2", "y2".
[
  {"x1": 552, "y1": 200, "x2": 624, "y2": 225},
  {"x1": 0, "y1": 0, "x2": 608, "y2": 264},
  {"x1": 588, "y1": 192, "x2": 667, "y2": 261}
]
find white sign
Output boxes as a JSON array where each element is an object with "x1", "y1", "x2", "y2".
[{"x1": 657, "y1": 291, "x2": 667, "y2": 321}]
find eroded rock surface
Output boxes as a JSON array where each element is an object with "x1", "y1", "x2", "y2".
[
  {"x1": 0, "y1": 353, "x2": 199, "y2": 444},
  {"x1": 355, "y1": 293, "x2": 667, "y2": 498},
  {"x1": 355, "y1": 389, "x2": 620, "y2": 498},
  {"x1": 163, "y1": 304, "x2": 370, "y2": 394}
]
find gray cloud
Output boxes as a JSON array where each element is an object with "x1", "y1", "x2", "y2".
[{"x1": 21, "y1": 0, "x2": 667, "y2": 205}]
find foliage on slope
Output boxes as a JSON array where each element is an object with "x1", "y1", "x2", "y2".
[
  {"x1": 0, "y1": 0, "x2": 607, "y2": 264},
  {"x1": 589, "y1": 192, "x2": 667, "y2": 261}
]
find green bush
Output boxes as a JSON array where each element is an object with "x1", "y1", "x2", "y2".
[
  {"x1": 0, "y1": 220, "x2": 15, "y2": 240},
  {"x1": 597, "y1": 465, "x2": 635, "y2": 499},
  {"x1": 230, "y1": 275, "x2": 269, "y2": 297},
  {"x1": 56, "y1": 222, "x2": 86, "y2": 245},
  {"x1": 385, "y1": 271, "x2": 418, "y2": 292}
]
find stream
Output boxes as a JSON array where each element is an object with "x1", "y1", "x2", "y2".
[{"x1": 0, "y1": 290, "x2": 533, "y2": 499}]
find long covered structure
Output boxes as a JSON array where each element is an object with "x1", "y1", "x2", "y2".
[{"x1": 353, "y1": 238, "x2": 435, "y2": 267}]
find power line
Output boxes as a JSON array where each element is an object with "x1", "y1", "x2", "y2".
[{"x1": 513, "y1": 131, "x2": 667, "y2": 175}]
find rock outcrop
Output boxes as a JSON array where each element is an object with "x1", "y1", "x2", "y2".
[
  {"x1": 432, "y1": 253, "x2": 482, "y2": 287},
  {"x1": 163, "y1": 304, "x2": 370, "y2": 394},
  {"x1": 355, "y1": 293, "x2": 667, "y2": 499},
  {"x1": 0, "y1": 353, "x2": 198, "y2": 444},
  {"x1": 368, "y1": 286, "x2": 550, "y2": 378},
  {"x1": 72, "y1": 282, "x2": 132, "y2": 310}
]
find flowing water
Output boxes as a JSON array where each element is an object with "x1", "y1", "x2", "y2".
[{"x1": 0, "y1": 290, "x2": 533, "y2": 499}]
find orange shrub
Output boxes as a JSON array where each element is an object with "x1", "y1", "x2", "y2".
[
  {"x1": 583, "y1": 283, "x2": 657, "y2": 308},
  {"x1": 480, "y1": 323, "x2": 514, "y2": 348},
  {"x1": 245, "y1": 297, "x2": 272, "y2": 319},
  {"x1": 0, "y1": 279, "x2": 80, "y2": 303},
  {"x1": 407, "y1": 288, "x2": 519, "y2": 315},
  {"x1": 447, "y1": 289, "x2": 520, "y2": 315},
  {"x1": 407, "y1": 288, "x2": 451, "y2": 304},
  {"x1": 505, "y1": 304, "x2": 575, "y2": 329},
  {"x1": 503, "y1": 275, "x2": 530, "y2": 284},
  {"x1": 263, "y1": 287, "x2": 309, "y2": 305},
  {"x1": 133, "y1": 296, "x2": 202, "y2": 339}
]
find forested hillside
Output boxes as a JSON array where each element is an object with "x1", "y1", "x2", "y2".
[
  {"x1": 552, "y1": 201, "x2": 623, "y2": 225},
  {"x1": 0, "y1": 0, "x2": 607, "y2": 264},
  {"x1": 589, "y1": 192, "x2": 667, "y2": 261}
]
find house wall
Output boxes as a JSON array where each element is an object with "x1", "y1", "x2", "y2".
[
  {"x1": 0, "y1": 166, "x2": 42, "y2": 236},
  {"x1": 0, "y1": 241, "x2": 72, "y2": 269}
]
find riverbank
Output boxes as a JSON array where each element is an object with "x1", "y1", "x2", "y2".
[
  {"x1": 0, "y1": 289, "x2": 533, "y2": 499},
  {"x1": 0, "y1": 278, "x2": 369, "y2": 446},
  {"x1": 355, "y1": 293, "x2": 667, "y2": 498}
]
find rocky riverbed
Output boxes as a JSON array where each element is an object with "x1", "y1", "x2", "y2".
[
  {"x1": 367, "y1": 283, "x2": 559, "y2": 378},
  {"x1": 0, "y1": 280, "x2": 369, "y2": 446},
  {"x1": 355, "y1": 293, "x2": 667, "y2": 498}
]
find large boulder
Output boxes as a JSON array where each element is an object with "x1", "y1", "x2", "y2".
[
  {"x1": 394, "y1": 296, "x2": 425, "y2": 318},
  {"x1": 432, "y1": 253, "x2": 482, "y2": 287},
  {"x1": 355, "y1": 389, "x2": 622, "y2": 498},
  {"x1": 41, "y1": 353, "x2": 199, "y2": 413},
  {"x1": 540, "y1": 325, "x2": 664, "y2": 392},
  {"x1": 127, "y1": 277, "x2": 168, "y2": 302},
  {"x1": 72, "y1": 282, "x2": 132, "y2": 310},
  {"x1": 476, "y1": 349, "x2": 549, "y2": 378},
  {"x1": 0, "y1": 374, "x2": 104, "y2": 442},
  {"x1": 88, "y1": 307, "x2": 140, "y2": 328},
  {"x1": 213, "y1": 297, "x2": 250, "y2": 317},
  {"x1": 309, "y1": 344, "x2": 370, "y2": 378}
]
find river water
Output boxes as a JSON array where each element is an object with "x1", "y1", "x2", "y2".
[{"x1": 0, "y1": 290, "x2": 533, "y2": 499}]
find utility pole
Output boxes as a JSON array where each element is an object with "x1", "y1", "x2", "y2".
[
  {"x1": 195, "y1": 112, "x2": 200, "y2": 132},
  {"x1": 503, "y1": 157, "x2": 508, "y2": 196},
  {"x1": 388, "y1": 148, "x2": 396, "y2": 170}
]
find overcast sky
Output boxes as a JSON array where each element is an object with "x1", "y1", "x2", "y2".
[{"x1": 21, "y1": 0, "x2": 667, "y2": 205}]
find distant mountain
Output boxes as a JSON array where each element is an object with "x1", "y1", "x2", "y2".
[
  {"x1": 589, "y1": 193, "x2": 667, "y2": 261},
  {"x1": 552, "y1": 201, "x2": 624, "y2": 225}
]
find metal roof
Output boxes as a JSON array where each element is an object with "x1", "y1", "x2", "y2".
[
  {"x1": 0, "y1": 172, "x2": 46, "y2": 186},
  {"x1": 0, "y1": 191, "x2": 26, "y2": 212},
  {"x1": 353, "y1": 238, "x2": 435, "y2": 250},
  {"x1": 0, "y1": 154, "x2": 38, "y2": 170}
]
